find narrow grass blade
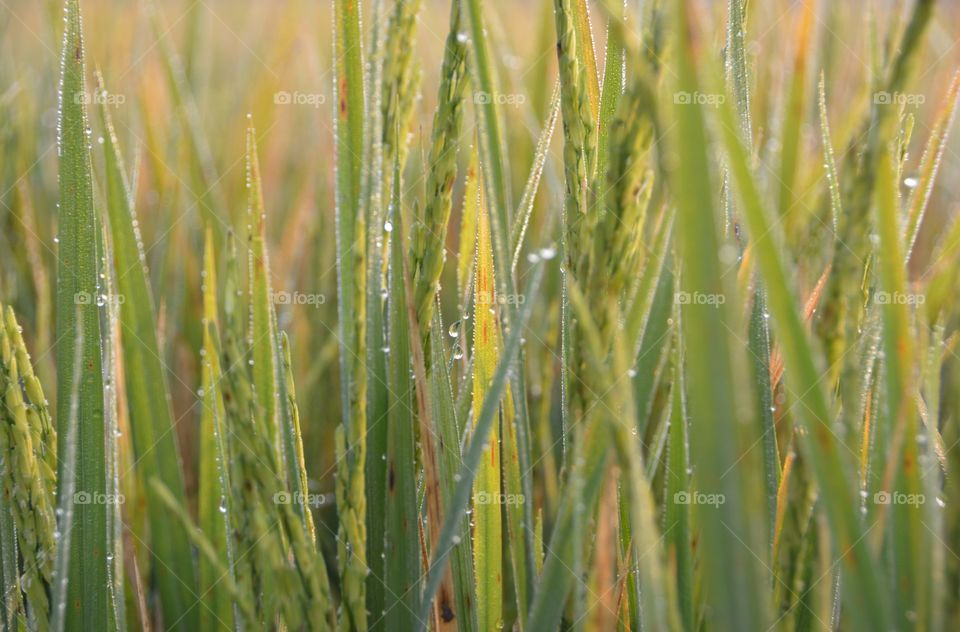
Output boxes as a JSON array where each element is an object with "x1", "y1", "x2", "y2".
[
  {"x1": 818, "y1": 74, "x2": 843, "y2": 239},
  {"x1": 198, "y1": 229, "x2": 234, "y2": 631},
  {"x1": 98, "y1": 219, "x2": 124, "y2": 632},
  {"x1": 97, "y1": 73, "x2": 197, "y2": 631},
  {"x1": 364, "y1": 6, "x2": 391, "y2": 623},
  {"x1": 904, "y1": 71, "x2": 960, "y2": 263},
  {"x1": 664, "y1": 315, "x2": 693, "y2": 631},
  {"x1": 383, "y1": 174, "x2": 420, "y2": 630},
  {"x1": 246, "y1": 127, "x2": 282, "y2": 472},
  {"x1": 500, "y1": 378, "x2": 527, "y2": 629},
  {"x1": 462, "y1": 0, "x2": 515, "y2": 310},
  {"x1": 56, "y1": 3, "x2": 108, "y2": 627},
  {"x1": 595, "y1": 14, "x2": 624, "y2": 185},
  {"x1": 471, "y1": 178, "x2": 503, "y2": 632},
  {"x1": 51, "y1": 313, "x2": 84, "y2": 632},
  {"x1": 457, "y1": 147, "x2": 480, "y2": 300},
  {"x1": 511, "y1": 81, "x2": 560, "y2": 274},
  {"x1": 333, "y1": 0, "x2": 369, "y2": 628},
  {"x1": 874, "y1": 148, "x2": 928, "y2": 630},
  {"x1": 572, "y1": 0, "x2": 600, "y2": 124}
]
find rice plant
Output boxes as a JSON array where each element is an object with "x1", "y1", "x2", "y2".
[{"x1": 1, "y1": 0, "x2": 959, "y2": 630}]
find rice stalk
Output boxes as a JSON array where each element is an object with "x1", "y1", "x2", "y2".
[
  {"x1": 411, "y1": 0, "x2": 469, "y2": 330},
  {"x1": 0, "y1": 306, "x2": 56, "y2": 631}
]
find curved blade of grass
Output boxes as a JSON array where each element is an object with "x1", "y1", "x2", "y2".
[
  {"x1": 333, "y1": 0, "x2": 369, "y2": 628},
  {"x1": 97, "y1": 73, "x2": 197, "y2": 631},
  {"x1": 818, "y1": 74, "x2": 843, "y2": 239},
  {"x1": 417, "y1": 262, "x2": 544, "y2": 629},
  {"x1": 904, "y1": 71, "x2": 960, "y2": 263},
  {"x1": 510, "y1": 81, "x2": 560, "y2": 274},
  {"x1": 279, "y1": 332, "x2": 315, "y2": 538},
  {"x1": 56, "y1": 3, "x2": 108, "y2": 628},
  {"x1": 707, "y1": 31, "x2": 892, "y2": 631}
]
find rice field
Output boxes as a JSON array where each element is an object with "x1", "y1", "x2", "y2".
[{"x1": 1, "y1": 0, "x2": 960, "y2": 630}]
